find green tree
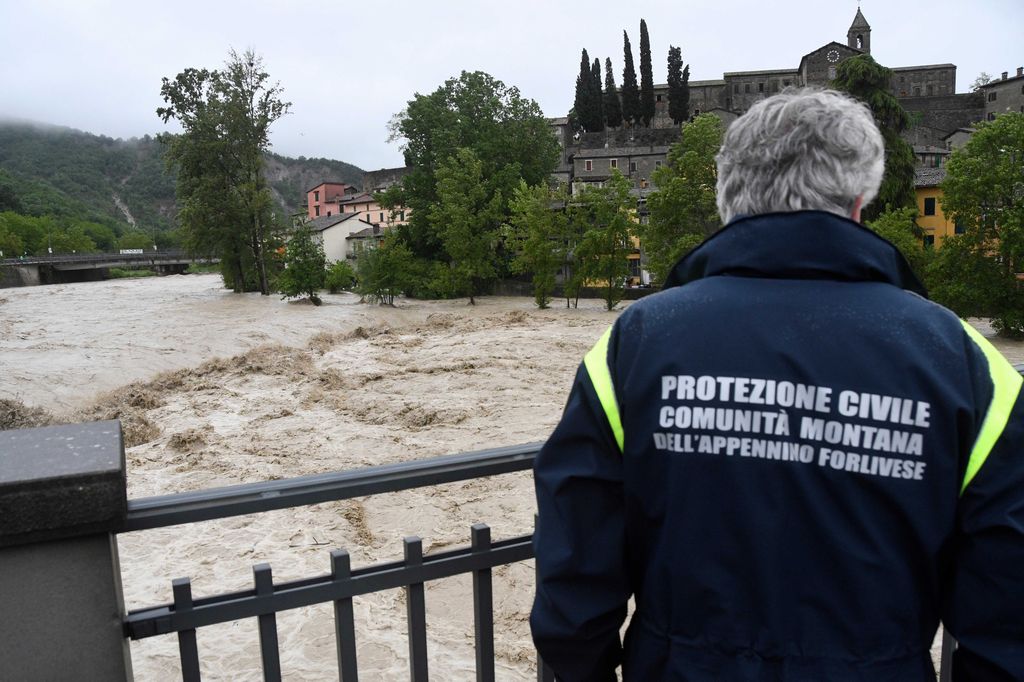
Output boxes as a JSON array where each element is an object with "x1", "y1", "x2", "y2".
[
  {"x1": 508, "y1": 180, "x2": 570, "y2": 309},
  {"x1": 277, "y1": 222, "x2": 326, "y2": 305},
  {"x1": 864, "y1": 206, "x2": 930, "y2": 278},
  {"x1": 603, "y1": 58, "x2": 623, "y2": 129},
  {"x1": 667, "y1": 46, "x2": 690, "y2": 125},
  {"x1": 50, "y1": 225, "x2": 97, "y2": 254},
  {"x1": 429, "y1": 148, "x2": 503, "y2": 304},
  {"x1": 574, "y1": 49, "x2": 598, "y2": 133},
  {"x1": 117, "y1": 231, "x2": 154, "y2": 250},
  {"x1": 158, "y1": 49, "x2": 290, "y2": 294},
  {"x1": 832, "y1": 55, "x2": 915, "y2": 221},
  {"x1": 356, "y1": 237, "x2": 416, "y2": 305},
  {"x1": 0, "y1": 223, "x2": 24, "y2": 257},
  {"x1": 639, "y1": 19, "x2": 655, "y2": 127},
  {"x1": 388, "y1": 71, "x2": 559, "y2": 267},
  {"x1": 643, "y1": 114, "x2": 724, "y2": 285},
  {"x1": 573, "y1": 171, "x2": 637, "y2": 311},
  {"x1": 620, "y1": 31, "x2": 641, "y2": 128},
  {"x1": 591, "y1": 59, "x2": 606, "y2": 132},
  {"x1": 324, "y1": 260, "x2": 356, "y2": 294},
  {"x1": 78, "y1": 221, "x2": 118, "y2": 251},
  {"x1": 937, "y1": 112, "x2": 1024, "y2": 335}
]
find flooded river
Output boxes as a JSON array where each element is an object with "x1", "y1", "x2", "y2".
[{"x1": 1, "y1": 274, "x2": 1019, "y2": 679}]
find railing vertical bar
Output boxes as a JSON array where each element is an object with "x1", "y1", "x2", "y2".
[
  {"x1": 404, "y1": 536, "x2": 429, "y2": 682},
  {"x1": 331, "y1": 549, "x2": 359, "y2": 682},
  {"x1": 253, "y1": 563, "x2": 282, "y2": 682},
  {"x1": 939, "y1": 628, "x2": 956, "y2": 682},
  {"x1": 471, "y1": 524, "x2": 495, "y2": 682},
  {"x1": 173, "y1": 577, "x2": 202, "y2": 682}
]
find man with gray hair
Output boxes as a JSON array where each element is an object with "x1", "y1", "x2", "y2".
[{"x1": 531, "y1": 89, "x2": 1024, "y2": 680}]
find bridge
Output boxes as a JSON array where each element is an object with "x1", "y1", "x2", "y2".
[{"x1": 0, "y1": 249, "x2": 218, "y2": 287}]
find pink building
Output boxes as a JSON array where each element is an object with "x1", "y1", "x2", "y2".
[{"x1": 306, "y1": 182, "x2": 357, "y2": 220}]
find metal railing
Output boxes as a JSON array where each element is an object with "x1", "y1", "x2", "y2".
[
  {"x1": 121, "y1": 443, "x2": 554, "y2": 682},
  {"x1": 1, "y1": 249, "x2": 214, "y2": 267}
]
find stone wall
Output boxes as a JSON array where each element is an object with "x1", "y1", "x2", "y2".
[
  {"x1": 890, "y1": 66, "x2": 957, "y2": 98},
  {"x1": 899, "y1": 93, "x2": 984, "y2": 146}
]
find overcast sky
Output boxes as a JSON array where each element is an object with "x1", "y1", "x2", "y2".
[{"x1": 1, "y1": 1, "x2": 1021, "y2": 171}]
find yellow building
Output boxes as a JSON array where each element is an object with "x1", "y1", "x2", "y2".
[{"x1": 914, "y1": 167, "x2": 962, "y2": 247}]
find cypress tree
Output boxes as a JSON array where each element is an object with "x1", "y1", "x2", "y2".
[
  {"x1": 621, "y1": 31, "x2": 640, "y2": 128},
  {"x1": 603, "y1": 58, "x2": 623, "y2": 128},
  {"x1": 667, "y1": 46, "x2": 690, "y2": 125},
  {"x1": 591, "y1": 58, "x2": 605, "y2": 132},
  {"x1": 574, "y1": 49, "x2": 594, "y2": 133},
  {"x1": 639, "y1": 19, "x2": 655, "y2": 127}
]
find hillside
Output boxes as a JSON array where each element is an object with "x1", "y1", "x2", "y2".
[{"x1": 0, "y1": 120, "x2": 365, "y2": 238}]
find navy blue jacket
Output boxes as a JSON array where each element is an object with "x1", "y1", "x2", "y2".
[{"x1": 531, "y1": 212, "x2": 1024, "y2": 681}]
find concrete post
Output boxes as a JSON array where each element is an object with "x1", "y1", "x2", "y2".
[{"x1": 0, "y1": 420, "x2": 133, "y2": 680}]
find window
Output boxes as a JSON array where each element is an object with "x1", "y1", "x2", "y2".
[
  {"x1": 610, "y1": 159, "x2": 618, "y2": 169},
  {"x1": 629, "y1": 161, "x2": 637, "y2": 172},
  {"x1": 923, "y1": 235, "x2": 935, "y2": 248},
  {"x1": 828, "y1": 67, "x2": 836, "y2": 80},
  {"x1": 924, "y1": 197, "x2": 936, "y2": 216},
  {"x1": 783, "y1": 80, "x2": 791, "y2": 87},
  {"x1": 655, "y1": 160, "x2": 662, "y2": 168},
  {"x1": 927, "y1": 85, "x2": 934, "y2": 96},
  {"x1": 656, "y1": 95, "x2": 662, "y2": 102},
  {"x1": 327, "y1": 211, "x2": 331, "y2": 217},
  {"x1": 988, "y1": 92, "x2": 998, "y2": 102},
  {"x1": 955, "y1": 221, "x2": 966, "y2": 235},
  {"x1": 744, "y1": 83, "x2": 751, "y2": 93},
  {"x1": 758, "y1": 83, "x2": 764, "y2": 93},
  {"x1": 733, "y1": 83, "x2": 739, "y2": 94},
  {"x1": 314, "y1": 206, "x2": 320, "y2": 217},
  {"x1": 585, "y1": 160, "x2": 592, "y2": 171},
  {"x1": 379, "y1": 212, "x2": 384, "y2": 222},
  {"x1": 400, "y1": 211, "x2": 405, "y2": 221},
  {"x1": 314, "y1": 191, "x2": 319, "y2": 202},
  {"x1": 988, "y1": 113, "x2": 996, "y2": 121}
]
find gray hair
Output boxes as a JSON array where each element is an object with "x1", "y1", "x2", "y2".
[{"x1": 715, "y1": 88, "x2": 885, "y2": 223}]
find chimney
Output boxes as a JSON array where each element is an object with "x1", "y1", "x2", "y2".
[
  {"x1": 1001, "y1": 71, "x2": 1008, "y2": 80},
  {"x1": 1017, "y1": 67, "x2": 1023, "y2": 78}
]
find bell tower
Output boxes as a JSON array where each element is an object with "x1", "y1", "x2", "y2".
[{"x1": 847, "y1": 7, "x2": 871, "y2": 54}]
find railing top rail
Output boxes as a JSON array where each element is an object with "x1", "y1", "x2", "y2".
[
  {"x1": 0, "y1": 249, "x2": 208, "y2": 266},
  {"x1": 122, "y1": 441, "x2": 542, "y2": 533}
]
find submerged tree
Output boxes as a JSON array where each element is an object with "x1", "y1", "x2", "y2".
[
  {"x1": 429, "y1": 148, "x2": 504, "y2": 304},
  {"x1": 832, "y1": 55, "x2": 915, "y2": 221},
  {"x1": 508, "y1": 180, "x2": 571, "y2": 309},
  {"x1": 158, "y1": 49, "x2": 289, "y2": 294},
  {"x1": 277, "y1": 222, "x2": 326, "y2": 305}
]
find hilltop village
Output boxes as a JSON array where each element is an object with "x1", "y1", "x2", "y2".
[{"x1": 303, "y1": 9, "x2": 1022, "y2": 274}]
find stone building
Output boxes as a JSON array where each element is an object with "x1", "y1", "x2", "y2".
[
  {"x1": 977, "y1": 67, "x2": 1024, "y2": 120},
  {"x1": 552, "y1": 8, "x2": 989, "y2": 192}
]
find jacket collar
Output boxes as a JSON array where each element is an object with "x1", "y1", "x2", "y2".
[{"x1": 662, "y1": 210, "x2": 928, "y2": 297}]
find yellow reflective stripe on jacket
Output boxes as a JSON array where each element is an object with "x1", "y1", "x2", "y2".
[
  {"x1": 583, "y1": 325, "x2": 624, "y2": 452},
  {"x1": 959, "y1": 319, "x2": 1023, "y2": 494}
]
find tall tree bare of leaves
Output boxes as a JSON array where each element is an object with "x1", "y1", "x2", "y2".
[
  {"x1": 158, "y1": 50, "x2": 289, "y2": 294},
  {"x1": 639, "y1": 19, "x2": 655, "y2": 127},
  {"x1": 831, "y1": 55, "x2": 915, "y2": 222},
  {"x1": 667, "y1": 46, "x2": 690, "y2": 125},
  {"x1": 620, "y1": 31, "x2": 641, "y2": 128},
  {"x1": 603, "y1": 58, "x2": 623, "y2": 129}
]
